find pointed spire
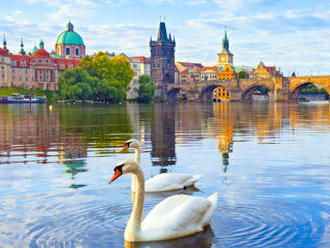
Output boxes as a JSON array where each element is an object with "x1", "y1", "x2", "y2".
[
  {"x1": 157, "y1": 21, "x2": 168, "y2": 42},
  {"x1": 3, "y1": 33, "x2": 8, "y2": 52},
  {"x1": 19, "y1": 36, "x2": 26, "y2": 55},
  {"x1": 39, "y1": 40, "x2": 44, "y2": 49},
  {"x1": 221, "y1": 28, "x2": 231, "y2": 55},
  {"x1": 169, "y1": 33, "x2": 172, "y2": 41}
]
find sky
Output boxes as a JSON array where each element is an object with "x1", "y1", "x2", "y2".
[{"x1": 1, "y1": 0, "x2": 329, "y2": 76}]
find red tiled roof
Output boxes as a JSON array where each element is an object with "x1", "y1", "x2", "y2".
[
  {"x1": 0, "y1": 48, "x2": 9, "y2": 56},
  {"x1": 53, "y1": 58, "x2": 80, "y2": 70},
  {"x1": 265, "y1": 66, "x2": 276, "y2": 74},
  {"x1": 177, "y1": 62, "x2": 203, "y2": 68},
  {"x1": 10, "y1": 54, "x2": 31, "y2": 67},
  {"x1": 130, "y1": 56, "x2": 151, "y2": 63},
  {"x1": 203, "y1": 66, "x2": 219, "y2": 71},
  {"x1": 34, "y1": 49, "x2": 51, "y2": 58}
]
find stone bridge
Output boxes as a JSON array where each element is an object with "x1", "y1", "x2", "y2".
[{"x1": 165, "y1": 75, "x2": 330, "y2": 102}]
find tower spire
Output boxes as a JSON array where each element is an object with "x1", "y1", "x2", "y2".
[
  {"x1": 222, "y1": 29, "x2": 231, "y2": 54},
  {"x1": 19, "y1": 36, "x2": 26, "y2": 55},
  {"x1": 3, "y1": 33, "x2": 8, "y2": 52}
]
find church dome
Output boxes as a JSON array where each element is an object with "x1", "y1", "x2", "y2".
[
  {"x1": 33, "y1": 40, "x2": 50, "y2": 58},
  {"x1": 56, "y1": 22, "x2": 84, "y2": 46},
  {"x1": 34, "y1": 49, "x2": 50, "y2": 58}
]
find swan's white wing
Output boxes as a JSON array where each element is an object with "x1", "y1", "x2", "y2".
[
  {"x1": 145, "y1": 173, "x2": 202, "y2": 192},
  {"x1": 141, "y1": 194, "x2": 215, "y2": 241}
]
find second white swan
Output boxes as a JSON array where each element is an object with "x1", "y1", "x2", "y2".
[{"x1": 120, "y1": 139, "x2": 203, "y2": 193}]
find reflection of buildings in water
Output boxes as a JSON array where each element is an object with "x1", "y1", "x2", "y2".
[
  {"x1": 151, "y1": 104, "x2": 176, "y2": 166},
  {"x1": 0, "y1": 104, "x2": 87, "y2": 164},
  {"x1": 127, "y1": 103, "x2": 155, "y2": 146},
  {"x1": 62, "y1": 159, "x2": 87, "y2": 179},
  {"x1": 0, "y1": 104, "x2": 61, "y2": 163},
  {"x1": 214, "y1": 103, "x2": 234, "y2": 167}
]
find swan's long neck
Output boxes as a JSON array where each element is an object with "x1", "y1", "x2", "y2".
[
  {"x1": 125, "y1": 166, "x2": 145, "y2": 241},
  {"x1": 131, "y1": 146, "x2": 141, "y2": 204},
  {"x1": 134, "y1": 147, "x2": 141, "y2": 164}
]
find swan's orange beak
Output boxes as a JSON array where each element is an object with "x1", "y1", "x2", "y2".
[
  {"x1": 120, "y1": 144, "x2": 129, "y2": 152},
  {"x1": 109, "y1": 168, "x2": 122, "y2": 183}
]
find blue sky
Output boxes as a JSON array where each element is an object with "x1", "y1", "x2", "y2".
[{"x1": 1, "y1": 0, "x2": 329, "y2": 75}]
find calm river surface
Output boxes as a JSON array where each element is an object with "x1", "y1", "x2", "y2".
[{"x1": 0, "y1": 102, "x2": 329, "y2": 248}]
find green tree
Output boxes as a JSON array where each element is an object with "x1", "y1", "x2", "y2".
[
  {"x1": 238, "y1": 70, "x2": 247, "y2": 79},
  {"x1": 137, "y1": 75, "x2": 155, "y2": 103},
  {"x1": 59, "y1": 52, "x2": 134, "y2": 103}
]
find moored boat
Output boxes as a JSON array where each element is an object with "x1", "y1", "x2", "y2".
[{"x1": 0, "y1": 93, "x2": 46, "y2": 104}]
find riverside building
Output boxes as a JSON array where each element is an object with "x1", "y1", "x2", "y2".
[{"x1": 0, "y1": 22, "x2": 84, "y2": 90}]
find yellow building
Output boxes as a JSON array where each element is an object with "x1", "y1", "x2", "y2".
[
  {"x1": 217, "y1": 64, "x2": 237, "y2": 80},
  {"x1": 253, "y1": 61, "x2": 279, "y2": 79},
  {"x1": 217, "y1": 31, "x2": 233, "y2": 66},
  {"x1": 213, "y1": 86, "x2": 230, "y2": 102}
]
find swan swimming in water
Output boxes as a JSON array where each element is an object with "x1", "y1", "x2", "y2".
[
  {"x1": 109, "y1": 159, "x2": 218, "y2": 242},
  {"x1": 120, "y1": 139, "x2": 203, "y2": 195}
]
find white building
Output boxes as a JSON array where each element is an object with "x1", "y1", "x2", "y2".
[{"x1": 125, "y1": 55, "x2": 151, "y2": 99}]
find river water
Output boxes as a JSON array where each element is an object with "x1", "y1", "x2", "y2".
[{"x1": 0, "y1": 102, "x2": 329, "y2": 248}]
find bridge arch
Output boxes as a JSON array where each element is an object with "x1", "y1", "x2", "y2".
[
  {"x1": 241, "y1": 83, "x2": 272, "y2": 101},
  {"x1": 289, "y1": 79, "x2": 330, "y2": 101},
  {"x1": 167, "y1": 88, "x2": 187, "y2": 102},
  {"x1": 199, "y1": 84, "x2": 231, "y2": 102}
]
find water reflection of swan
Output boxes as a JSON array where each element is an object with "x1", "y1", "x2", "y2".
[
  {"x1": 124, "y1": 226, "x2": 215, "y2": 248},
  {"x1": 109, "y1": 159, "x2": 218, "y2": 242},
  {"x1": 121, "y1": 139, "x2": 203, "y2": 195}
]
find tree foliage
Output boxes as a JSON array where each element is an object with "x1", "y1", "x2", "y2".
[
  {"x1": 300, "y1": 84, "x2": 329, "y2": 96},
  {"x1": 137, "y1": 75, "x2": 155, "y2": 103},
  {"x1": 59, "y1": 52, "x2": 134, "y2": 103},
  {"x1": 238, "y1": 70, "x2": 247, "y2": 79}
]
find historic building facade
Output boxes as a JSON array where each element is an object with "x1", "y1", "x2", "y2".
[
  {"x1": 201, "y1": 66, "x2": 219, "y2": 81},
  {"x1": 123, "y1": 54, "x2": 151, "y2": 99},
  {"x1": 253, "y1": 61, "x2": 280, "y2": 78},
  {"x1": 0, "y1": 22, "x2": 83, "y2": 89},
  {"x1": 217, "y1": 64, "x2": 237, "y2": 80},
  {"x1": 0, "y1": 37, "x2": 12, "y2": 88},
  {"x1": 150, "y1": 22, "x2": 176, "y2": 87}
]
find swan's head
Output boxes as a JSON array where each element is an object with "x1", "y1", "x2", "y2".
[
  {"x1": 120, "y1": 139, "x2": 140, "y2": 152},
  {"x1": 109, "y1": 159, "x2": 139, "y2": 183}
]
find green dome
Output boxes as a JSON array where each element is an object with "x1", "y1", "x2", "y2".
[{"x1": 56, "y1": 22, "x2": 84, "y2": 46}]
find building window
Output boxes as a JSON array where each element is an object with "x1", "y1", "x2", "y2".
[
  {"x1": 68, "y1": 63, "x2": 73, "y2": 69},
  {"x1": 60, "y1": 63, "x2": 65, "y2": 70},
  {"x1": 66, "y1": 48, "x2": 70, "y2": 55},
  {"x1": 75, "y1": 48, "x2": 79, "y2": 56},
  {"x1": 133, "y1": 64, "x2": 137, "y2": 68},
  {"x1": 46, "y1": 71, "x2": 49, "y2": 81}
]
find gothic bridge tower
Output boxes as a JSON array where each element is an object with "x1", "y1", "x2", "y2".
[{"x1": 150, "y1": 21, "x2": 176, "y2": 101}]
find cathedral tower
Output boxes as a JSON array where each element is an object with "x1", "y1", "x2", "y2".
[{"x1": 150, "y1": 21, "x2": 176, "y2": 88}]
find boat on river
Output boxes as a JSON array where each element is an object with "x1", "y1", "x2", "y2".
[{"x1": 0, "y1": 93, "x2": 46, "y2": 104}]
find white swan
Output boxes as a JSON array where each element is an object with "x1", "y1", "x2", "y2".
[
  {"x1": 109, "y1": 159, "x2": 218, "y2": 242},
  {"x1": 120, "y1": 139, "x2": 203, "y2": 193}
]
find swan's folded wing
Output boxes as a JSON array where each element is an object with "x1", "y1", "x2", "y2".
[
  {"x1": 141, "y1": 195, "x2": 212, "y2": 240},
  {"x1": 145, "y1": 173, "x2": 194, "y2": 192}
]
